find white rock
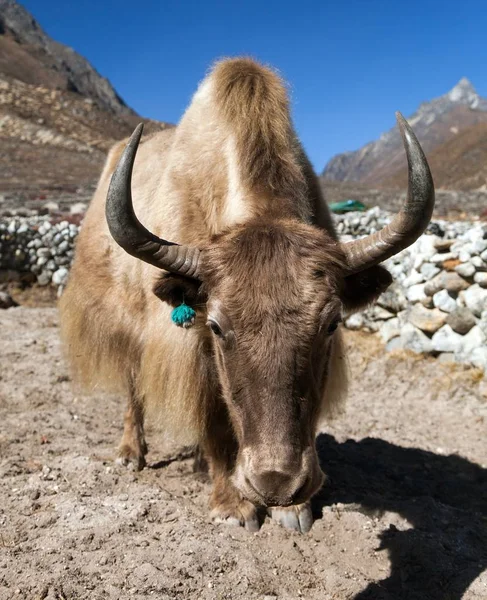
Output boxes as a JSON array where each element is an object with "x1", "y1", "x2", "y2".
[
  {"x1": 471, "y1": 256, "x2": 486, "y2": 269},
  {"x1": 70, "y1": 202, "x2": 87, "y2": 215},
  {"x1": 397, "y1": 323, "x2": 433, "y2": 354},
  {"x1": 345, "y1": 314, "x2": 364, "y2": 330},
  {"x1": 414, "y1": 235, "x2": 439, "y2": 260},
  {"x1": 403, "y1": 270, "x2": 424, "y2": 287},
  {"x1": 474, "y1": 272, "x2": 487, "y2": 288},
  {"x1": 470, "y1": 347, "x2": 487, "y2": 373},
  {"x1": 406, "y1": 284, "x2": 427, "y2": 303},
  {"x1": 458, "y1": 250, "x2": 471, "y2": 263},
  {"x1": 455, "y1": 262, "x2": 475, "y2": 278},
  {"x1": 432, "y1": 289, "x2": 457, "y2": 313},
  {"x1": 461, "y1": 325, "x2": 487, "y2": 356},
  {"x1": 52, "y1": 267, "x2": 69, "y2": 286},
  {"x1": 471, "y1": 239, "x2": 487, "y2": 255},
  {"x1": 478, "y1": 311, "x2": 487, "y2": 336},
  {"x1": 42, "y1": 201, "x2": 59, "y2": 214},
  {"x1": 37, "y1": 271, "x2": 52, "y2": 286},
  {"x1": 413, "y1": 253, "x2": 425, "y2": 271},
  {"x1": 463, "y1": 284, "x2": 487, "y2": 317},
  {"x1": 379, "y1": 318, "x2": 400, "y2": 343},
  {"x1": 432, "y1": 325, "x2": 465, "y2": 353},
  {"x1": 429, "y1": 252, "x2": 455, "y2": 265},
  {"x1": 420, "y1": 263, "x2": 440, "y2": 280}
]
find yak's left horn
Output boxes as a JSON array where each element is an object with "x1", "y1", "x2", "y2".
[
  {"x1": 342, "y1": 112, "x2": 435, "y2": 274},
  {"x1": 106, "y1": 124, "x2": 201, "y2": 279}
]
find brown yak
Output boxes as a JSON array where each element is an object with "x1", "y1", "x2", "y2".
[{"x1": 59, "y1": 58, "x2": 434, "y2": 533}]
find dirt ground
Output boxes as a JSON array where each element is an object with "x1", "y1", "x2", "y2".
[{"x1": 0, "y1": 306, "x2": 486, "y2": 600}]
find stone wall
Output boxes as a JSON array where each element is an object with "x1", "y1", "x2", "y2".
[
  {"x1": 337, "y1": 208, "x2": 487, "y2": 373},
  {"x1": 1, "y1": 208, "x2": 486, "y2": 373}
]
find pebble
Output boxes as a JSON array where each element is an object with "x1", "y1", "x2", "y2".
[
  {"x1": 455, "y1": 262, "x2": 475, "y2": 278},
  {"x1": 345, "y1": 314, "x2": 364, "y2": 330},
  {"x1": 461, "y1": 325, "x2": 486, "y2": 356},
  {"x1": 432, "y1": 289, "x2": 457, "y2": 313},
  {"x1": 407, "y1": 304, "x2": 446, "y2": 334},
  {"x1": 395, "y1": 323, "x2": 433, "y2": 354},
  {"x1": 420, "y1": 263, "x2": 440, "y2": 280},
  {"x1": 432, "y1": 325, "x2": 465, "y2": 353},
  {"x1": 406, "y1": 284, "x2": 427, "y2": 303},
  {"x1": 463, "y1": 284, "x2": 487, "y2": 317},
  {"x1": 379, "y1": 317, "x2": 400, "y2": 343},
  {"x1": 471, "y1": 256, "x2": 486, "y2": 269},
  {"x1": 446, "y1": 307, "x2": 476, "y2": 335},
  {"x1": 474, "y1": 272, "x2": 487, "y2": 288}
]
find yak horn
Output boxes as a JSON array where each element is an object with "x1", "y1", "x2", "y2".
[
  {"x1": 106, "y1": 124, "x2": 201, "y2": 278},
  {"x1": 342, "y1": 112, "x2": 435, "y2": 274}
]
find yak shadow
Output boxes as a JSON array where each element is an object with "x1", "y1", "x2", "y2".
[{"x1": 313, "y1": 434, "x2": 487, "y2": 600}]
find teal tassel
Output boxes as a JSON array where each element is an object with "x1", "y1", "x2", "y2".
[{"x1": 171, "y1": 303, "x2": 196, "y2": 328}]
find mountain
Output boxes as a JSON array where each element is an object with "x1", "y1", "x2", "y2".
[
  {"x1": 0, "y1": 0, "x2": 171, "y2": 198},
  {"x1": 0, "y1": 0, "x2": 133, "y2": 116},
  {"x1": 322, "y1": 78, "x2": 487, "y2": 189}
]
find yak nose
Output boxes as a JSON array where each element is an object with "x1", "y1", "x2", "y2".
[{"x1": 247, "y1": 470, "x2": 308, "y2": 506}]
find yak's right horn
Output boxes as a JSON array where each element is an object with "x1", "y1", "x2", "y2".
[{"x1": 106, "y1": 124, "x2": 201, "y2": 279}]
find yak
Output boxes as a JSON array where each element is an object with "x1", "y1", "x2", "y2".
[{"x1": 59, "y1": 58, "x2": 434, "y2": 533}]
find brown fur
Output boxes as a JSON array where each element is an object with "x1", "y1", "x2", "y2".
[{"x1": 59, "y1": 58, "x2": 390, "y2": 527}]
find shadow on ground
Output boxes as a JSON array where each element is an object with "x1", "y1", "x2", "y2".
[{"x1": 313, "y1": 434, "x2": 487, "y2": 600}]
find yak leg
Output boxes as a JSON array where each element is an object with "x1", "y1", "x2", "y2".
[
  {"x1": 116, "y1": 386, "x2": 147, "y2": 471},
  {"x1": 202, "y1": 402, "x2": 260, "y2": 532}
]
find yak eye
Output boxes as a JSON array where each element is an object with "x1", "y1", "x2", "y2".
[
  {"x1": 207, "y1": 319, "x2": 224, "y2": 338},
  {"x1": 327, "y1": 319, "x2": 341, "y2": 335}
]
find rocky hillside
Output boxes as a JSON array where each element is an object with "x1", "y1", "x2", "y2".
[
  {"x1": 0, "y1": 0, "x2": 171, "y2": 198},
  {"x1": 0, "y1": 0, "x2": 132, "y2": 116},
  {"x1": 322, "y1": 78, "x2": 487, "y2": 190}
]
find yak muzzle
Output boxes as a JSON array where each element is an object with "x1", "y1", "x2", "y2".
[{"x1": 232, "y1": 445, "x2": 324, "y2": 507}]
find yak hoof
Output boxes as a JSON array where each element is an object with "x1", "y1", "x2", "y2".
[
  {"x1": 116, "y1": 445, "x2": 147, "y2": 471},
  {"x1": 269, "y1": 502, "x2": 313, "y2": 533},
  {"x1": 211, "y1": 499, "x2": 260, "y2": 532}
]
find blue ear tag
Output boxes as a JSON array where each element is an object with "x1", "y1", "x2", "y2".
[{"x1": 171, "y1": 303, "x2": 196, "y2": 328}]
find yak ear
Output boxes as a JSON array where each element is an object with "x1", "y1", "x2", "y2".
[
  {"x1": 340, "y1": 265, "x2": 392, "y2": 313},
  {"x1": 153, "y1": 273, "x2": 205, "y2": 308}
]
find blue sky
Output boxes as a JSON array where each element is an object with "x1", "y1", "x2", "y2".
[{"x1": 22, "y1": 0, "x2": 487, "y2": 172}]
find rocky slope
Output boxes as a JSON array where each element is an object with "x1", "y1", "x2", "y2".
[
  {"x1": 0, "y1": 0, "x2": 172, "y2": 196},
  {"x1": 322, "y1": 78, "x2": 487, "y2": 189},
  {"x1": 0, "y1": 0, "x2": 132, "y2": 116}
]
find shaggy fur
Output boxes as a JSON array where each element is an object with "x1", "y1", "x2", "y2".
[{"x1": 59, "y1": 57, "x2": 390, "y2": 524}]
